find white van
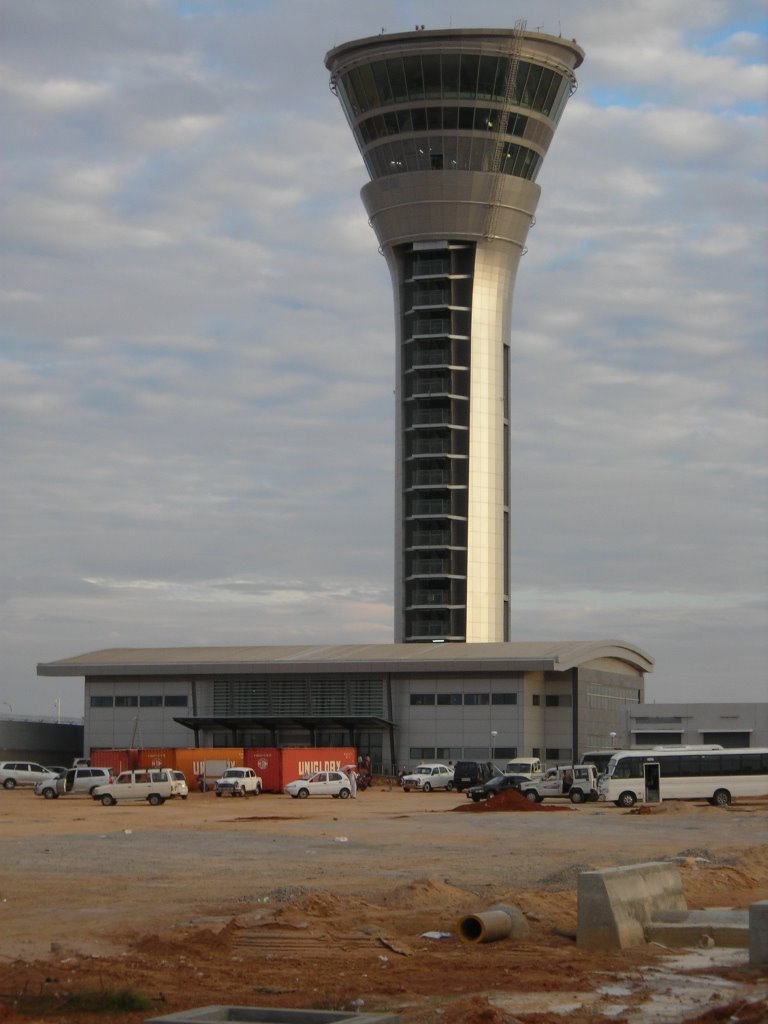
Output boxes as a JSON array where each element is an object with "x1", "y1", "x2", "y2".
[
  {"x1": 503, "y1": 757, "x2": 543, "y2": 779},
  {"x1": 92, "y1": 769, "x2": 175, "y2": 806}
]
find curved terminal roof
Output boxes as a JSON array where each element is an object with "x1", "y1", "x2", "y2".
[{"x1": 38, "y1": 640, "x2": 653, "y2": 678}]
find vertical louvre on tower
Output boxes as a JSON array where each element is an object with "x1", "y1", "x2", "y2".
[{"x1": 325, "y1": 27, "x2": 584, "y2": 644}]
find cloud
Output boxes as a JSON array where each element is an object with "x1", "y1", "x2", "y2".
[{"x1": 1, "y1": 0, "x2": 766, "y2": 716}]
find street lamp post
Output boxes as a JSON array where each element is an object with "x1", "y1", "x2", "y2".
[
  {"x1": 609, "y1": 731, "x2": 617, "y2": 749},
  {"x1": 490, "y1": 730, "x2": 498, "y2": 763}
]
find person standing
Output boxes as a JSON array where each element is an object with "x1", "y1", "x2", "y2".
[{"x1": 347, "y1": 767, "x2": 358, "y2": 799}]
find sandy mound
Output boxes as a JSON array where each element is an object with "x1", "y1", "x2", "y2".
[{"x1": 452, "y1": 788, "x2": 571, "y2": 812}]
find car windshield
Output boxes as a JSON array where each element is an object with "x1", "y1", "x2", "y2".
[{"x1": 413, "y1": 766, "x2": 433, "y2": 775}]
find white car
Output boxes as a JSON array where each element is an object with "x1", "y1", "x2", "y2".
[
  {"x1": 214, "y1": 767, "x2": 262, "y2": 797},
  {"x1": 169, "y1": 770, "x2": 189, "y2": 799},
  {"x1": 0, "y1": 761, "x2": 57, "y2": 790},
  {"x1": 284, "y1": 770, "x2": 351, "y2": 799},
  {"x1": 401, "y1": 763, "x2": 455, "y2": 792}
]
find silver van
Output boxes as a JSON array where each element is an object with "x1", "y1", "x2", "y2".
[{"x1": 34, "y1": 766, "x2": 113, "y2": 799}]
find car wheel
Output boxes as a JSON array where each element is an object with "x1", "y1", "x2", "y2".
[
  {"x1": 101, "y1": 794, "x2": 116, "y2": 806},
  {"x1": 43, "y1": 788, "x2": 57, "y2": 799},
  {"x1": 423, "y1": 782, "x2": 432, "y2": 792},
  {"x1": 569, "y1": 790, "x2": 584, "y2": 804},
  {"x1": 181, "y1": 795, "x2": 188, "y2": 800},
  {"x1": 338, "y1": 788, "x2": 350, "y2": 799},
  {"x1": 445, "y1": 782, "x2": 453, "y2": 792},
  {"x1": 471, "y1": 794, "x2": 481, "y2": 802},
  {"x1": 148, "y1": 793, "x2": 162, "y2": 806},
  {"x1": 711, "y1": 789, "x2": 731, "y2": 807},
  {"x1": 3, "y1": 778, "x2": 16, "y2": 790},
  {"x1": 297, "y1": 788, "x2": 309, "y2": 799},
  {"x1": 215, "y1": 791, "x2": 222, "y2": 797},
  {"x1": 524, "y1": 790, "x2": 539, "y2": 803},
  {"x1": 616, "y1": 791, "x2": 636, "y2": 808},
  {"x1": 402, "y1": 787, "x2": 410, "y2": 793}
]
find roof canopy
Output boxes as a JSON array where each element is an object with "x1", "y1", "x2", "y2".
[{"x1": 38, "y1": 640, "x2": 654, "y2": 678}]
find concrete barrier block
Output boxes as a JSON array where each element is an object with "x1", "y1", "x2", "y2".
[
  {"x1": 577, "y1": 861, "x2": 686, "y2": 951},
  {"x1": 145, "y1": 1007, "x2": 400, "y2": 1023},
  {"x1": 749, "y1": 900, "x2": 768, "y2": 965}
]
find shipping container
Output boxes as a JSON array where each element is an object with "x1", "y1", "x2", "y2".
[
  {"x1": 279, "y1": 747, "x2": 357, "y2": 790},
  {"x1": 173, "y1": 748, "x2": 243, "y2": 789},
  {"x1": 244, "y1": 748, "x2": 281, "y2": 792},
  {"x1": 90, "y1": 748, "x2": 139, "y2": 775},
  {"x1": 137, "y1": 747, "x2": 176, "y2": 770}
]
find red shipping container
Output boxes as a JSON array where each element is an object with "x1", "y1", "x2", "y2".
[
  {"x1": 244, "y1": 748, "x2": 281, "y2": 792},
  {"x1": 280, "y1": 747, "x2": 357, "y2": 789},
  {"x1": 90, "y1": 748, "x2": 139, "y2": 775},
  {"x1": 137, "y1": 747, "x2": 176, "y2": 770}
]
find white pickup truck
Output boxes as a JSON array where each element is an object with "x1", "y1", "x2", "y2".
[
  {"x1": 91, "y1": 769, "x2": 175, "y2": 806},
  {"x1": 214, "y1": 767, "x2": 263, "y2": 797},
  {"x1": 520, "y1": 764, "x2": 600, "y2": 804}
]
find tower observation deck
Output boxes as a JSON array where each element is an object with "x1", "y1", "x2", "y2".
[{"x1": 325, "y1": 27, "x2": 584, "y2": 644}]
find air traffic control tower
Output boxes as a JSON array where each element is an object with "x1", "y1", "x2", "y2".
[{"x1": 325, "y1": 25, "x2": 584, "y2": 644}]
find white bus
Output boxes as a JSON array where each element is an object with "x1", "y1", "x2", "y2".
[
  {"x1": 580, "y1": 745, "x2": 723, "y2": 778},
  {"x1": 598, "y1": 747, "x2": 768, "y2": 807}
]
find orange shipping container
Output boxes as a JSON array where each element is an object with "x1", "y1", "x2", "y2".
[
  {"x1": 280, "y1": 747, "x2": 356, "y2": 788},
  {"x1": 173, "y1": 747, "x2": 243, "y2": 786}
]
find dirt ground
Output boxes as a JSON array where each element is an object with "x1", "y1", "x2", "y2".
[{"x1": 0, "y1": 782, "x2": 766, "y2": 1024}]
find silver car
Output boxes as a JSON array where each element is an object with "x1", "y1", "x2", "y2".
[
  {"x1": 0, "y1": 761, "x2": 57, "y2": 790},
  {"x1": 34, "y1": 766, "x2": 113, "y2": 799}
]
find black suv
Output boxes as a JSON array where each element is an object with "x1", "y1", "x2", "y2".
[{"x1": 452, "y1": 760, "x2": 495, "y2": 792}]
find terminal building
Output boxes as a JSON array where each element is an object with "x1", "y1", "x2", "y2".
[{"x1": 37, "y1": 640, "x2": 652, "y2": 772}]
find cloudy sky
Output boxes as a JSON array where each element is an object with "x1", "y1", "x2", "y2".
[{"x1": 2, "y1": 0, "x2": 766, "y2": 718}]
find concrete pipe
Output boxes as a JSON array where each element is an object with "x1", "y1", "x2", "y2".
[{"x1": 457, "y1": 909, "x2": 515, "y2": 944}]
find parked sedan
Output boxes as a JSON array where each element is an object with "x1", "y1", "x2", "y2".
[
  {"x1": 284, "y1": 771, "x2": 351, "y2": 799},
  {"x1": 465, "y1": 774, "x2": 530, "y2": 803},
  {"x1": 400, "y1": 763, "x2": 454, "y2": 792},
  {"x1": 0, "y1": 761, "x2": 57, "y2": 790}
]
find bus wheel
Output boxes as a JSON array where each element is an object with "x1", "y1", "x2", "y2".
[
  {"x1": 616, "y1": 791, "x2": 636, "y2": 808},
  {"x1": 711, "y1": 789, "x2": 731, "y2": 807}
]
